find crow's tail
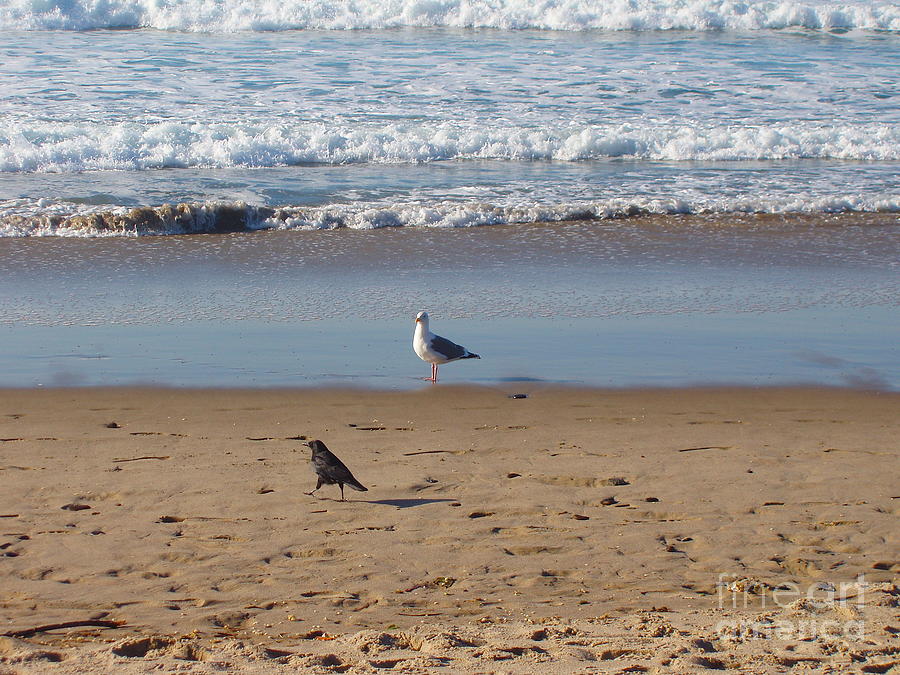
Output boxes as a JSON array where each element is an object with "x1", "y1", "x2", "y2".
[{"x1": 346, "y1": 477, "x2": 368, "y2": 492}]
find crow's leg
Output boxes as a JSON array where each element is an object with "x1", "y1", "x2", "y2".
[{"x1": 304, "y1": 477, "x2": 324, "y2": 496}]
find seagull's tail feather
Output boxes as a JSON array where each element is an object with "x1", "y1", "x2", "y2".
[{"x1": 462, "y1": 351, "x2": 480, "y2": 360}]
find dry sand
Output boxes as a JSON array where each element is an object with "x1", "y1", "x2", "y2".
[{"x1": 0, "y1": 386, "x2": 897, "y2": 673}]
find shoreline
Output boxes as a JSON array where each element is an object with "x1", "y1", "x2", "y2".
[
  {"x1": 0, "y1": 381, "x2": 897, "y2": 393},
  {"x1": 2, "y1": 385, "x2": 897, "y2": 672}
]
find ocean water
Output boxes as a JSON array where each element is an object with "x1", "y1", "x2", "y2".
[{"x1": 0, "y1": 0, "x2": 897, "y2": 387}]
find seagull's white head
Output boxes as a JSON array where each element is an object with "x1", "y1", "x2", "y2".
[{"x1": 415, "y1": 311, "x2": 429, "y2": 325}]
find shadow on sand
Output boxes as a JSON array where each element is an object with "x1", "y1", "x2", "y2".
[{"x1": 366, "y1": 498, "x2": 457, "y2": 509}]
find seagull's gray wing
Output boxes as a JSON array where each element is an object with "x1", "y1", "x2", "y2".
[{"x1": 430, "y1": 334, "x2": 470, "y2": 360}]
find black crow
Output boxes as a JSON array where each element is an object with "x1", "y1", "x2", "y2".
[{"x1": 304, "y1": 439, "x2": 367, "y2": 501}]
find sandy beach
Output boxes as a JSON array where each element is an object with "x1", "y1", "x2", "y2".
[{"x1": 1, "y1": 385, "x2": 897, "y2": 673}]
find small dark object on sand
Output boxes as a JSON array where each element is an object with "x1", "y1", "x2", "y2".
[{"x1": 304, "y1": 440, "x2": 368, "y2": 501}]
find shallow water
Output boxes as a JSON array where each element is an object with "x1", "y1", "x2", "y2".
[{"x1": 2, "y1": 24, "x2": 899, "y2": 232}]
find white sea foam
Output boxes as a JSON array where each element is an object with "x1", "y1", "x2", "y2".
[
  {"x1": 2, "y1": 120, "x2": 897, "y2": 173},
  {"x1": 0, "y1": 0, "x2": 897, "y2": 32},
  {"x1": 2, "y1": 196, "x2": 897, "y2": 237}
]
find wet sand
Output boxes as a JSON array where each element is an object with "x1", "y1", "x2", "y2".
[
  {"x1": 1, "y1": 385, "x2": 898, "y2": 673},
  {"x1": 1, "y1": 214, "x2": 898, "y2": 390}
]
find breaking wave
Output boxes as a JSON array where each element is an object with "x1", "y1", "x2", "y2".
[
  {"x1": 2, "y1": 121, "x2": 898, "y2": 173},
  {"x1": 1, "y1": 196, "x2": 897, "y2": 237},
  {"x1": 1, "y1": 0, "x2": 898, "y2": 32}
]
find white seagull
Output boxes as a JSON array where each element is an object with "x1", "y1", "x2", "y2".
[{"x1": 413, "y1": 311, "x2": 480, "y2": 382}]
